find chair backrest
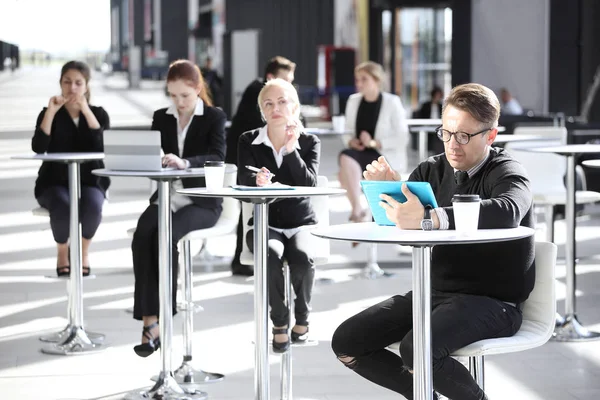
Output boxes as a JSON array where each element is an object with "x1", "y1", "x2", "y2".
[
  {"x1": 513, "y1": 126, "x2": 567, "y2": 143},
  {"x1": 522, "y1": 241, "x2": 557, "y2": 338},
  {"x1": 221, "y1": 164, "x2": 240, "y2": 220},
  {"x1": 504, "y1": 139, "x2": 566, "y2": 195},
  {"x1": 240, "y1": 176, "x2": 330, "y2": 265}
]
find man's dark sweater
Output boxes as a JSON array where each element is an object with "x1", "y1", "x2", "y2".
[{"x1": 408, "y1": 147, "x2": 535, "y2": 304}]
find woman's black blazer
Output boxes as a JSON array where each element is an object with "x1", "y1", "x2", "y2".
[{"x1": 148, "y1": 105, "x2": 227, "y2": 209}]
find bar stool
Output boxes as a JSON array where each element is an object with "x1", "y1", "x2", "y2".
[
  {"x1": 127, "y1": 166, "x2": 238, "y2": 388},
  {"x1": 31, "y1": 206, "x2": 103, "y2": 345},
  {"x1": 240, "y1": 176, "x2": 331, "y2": 400},
  {"x1": 388, "y1": 241, "x2": 557, "y2": 393}
]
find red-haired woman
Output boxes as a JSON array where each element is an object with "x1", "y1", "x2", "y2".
[
  {"x1": 131, "y1": 59, "x2": 226, "y2": 357},
  {"x1": 32, "y1": 60, "x2": 110, "y2": 277}
]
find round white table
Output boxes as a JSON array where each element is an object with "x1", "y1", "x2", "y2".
[
  {"x1": 94, "y1": 168, "x2": 229, "y2": 400},
  {"x1": 177, "y1": 186, "x2": 345, "y2": 400},
  {"x1": 304, "y1": 127, "x2": 350, "y2": 137},
  {"x1": 12, "y1": 152, "x2": 106, "y2": 355},
  {"x1": 520, "y1": 144, "x2": 600, "y2": 342},
  {"x1": 312, "y1": 222, "x2": 535, "y2": 400}
]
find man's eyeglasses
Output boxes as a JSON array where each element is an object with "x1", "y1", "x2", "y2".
[{"x1": 436, "y1": 126, "x2": 491, "y2": 145}]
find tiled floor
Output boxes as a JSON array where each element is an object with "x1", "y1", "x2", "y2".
[{"x1": 1, "y1": 67, "x2": 600, "y2": 400}]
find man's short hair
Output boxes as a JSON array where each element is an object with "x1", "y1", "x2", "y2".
[
  {"x1": 263, "y1": 56, "x2": 296, "y2": 79},
  {"x1": 443, "y1": 83, "x2": 501, "y2": 128}
]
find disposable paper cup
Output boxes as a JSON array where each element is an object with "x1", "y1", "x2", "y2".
[
  {"x1": 204, "y1": 161, "x2": 225, "y2": 191},
  {"x1": 332, "y1": 115, "x2": 346, "y2": 133},
  {"x1": 452, "y1": 194, "x2": 481, "y2": 235}
]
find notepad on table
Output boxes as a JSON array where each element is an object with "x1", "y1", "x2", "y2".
[{"x1": 231, "y1": 183, "x2": 295, "y2": 191}]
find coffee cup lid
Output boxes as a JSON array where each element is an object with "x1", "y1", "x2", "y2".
[
  {"x1": 204, "y1": 160, "x2": 225, "y2": 166},
  {"x1": 452, "y1": 194, "x2": 480, "y2": 202}
]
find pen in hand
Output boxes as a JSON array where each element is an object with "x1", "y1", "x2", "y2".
[{"x1": 245, "y1": 165, "x2": 276, "y2": 178}]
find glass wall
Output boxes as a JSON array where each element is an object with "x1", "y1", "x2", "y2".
[{"x1": 382, "y1": 7, "x2": 452, "y2": 116}]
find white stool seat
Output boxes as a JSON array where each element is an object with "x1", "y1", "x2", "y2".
[
  {"x1": 388, "y1": 241, "x2": 556, "y2": 391},
  {"x1": 180, "y1": 217, "x2": 238, "y2": 242},
  {"x1": 452, "y1": 319, "x2": 550, "y2": 357}
]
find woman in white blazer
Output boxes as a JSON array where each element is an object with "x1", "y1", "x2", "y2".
[{"x1": 339, "y1": 61, "x2": 409, "y2": 223}]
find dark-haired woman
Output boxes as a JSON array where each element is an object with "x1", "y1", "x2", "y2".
[
  {"x1": 131, "y1": 59, "x2": 226, "y2": 357},
  {"x1": 32, "y1": 60, "x2": 110, "y2": 278}
]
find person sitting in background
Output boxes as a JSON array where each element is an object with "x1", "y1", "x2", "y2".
[
  {"x1": 131, "y1": 59, "x2": 226, "y2": 358},
  {"x1": 32, "y1": 60, "x2": 110, "y2": 277},
  {"x1": 500, "y1": 88, "x2": 523, "y2": 115},
  {"x1": 201, "y1": 57, "x2": 223, "y2": 108},
  {"x1": 237, "y1": 78, "x2": 321, "y2": 352},
  {"x1": 226, "y1": 55, "x2": 298, "y2": 277},
  {"x1": 415, "y1": 86, "x2": 443, "y2": 119},
  {"x1": 339, "y1": 61, "x2": 409, "y2": 225}
]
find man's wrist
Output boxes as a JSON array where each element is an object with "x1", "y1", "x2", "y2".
[{"x1": 430, "y1": 209, "x2": 440, "y2": 229}]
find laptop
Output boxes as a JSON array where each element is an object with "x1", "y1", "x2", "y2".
[{"x1": 103, "y1": 130, "x2": 174, "y2": 171}]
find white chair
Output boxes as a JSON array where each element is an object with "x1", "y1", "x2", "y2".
[
  {"x1": 239, "y1": 175, "x2": 331, "y2": 400},
  {"x1": 504, "y1": 134, "x2": 600, "y2": 243},
  {"x1": 127, "y1": 165, "x2": 239, "y2": 386},
  {"x1": 452, "y1": 241, "x2": 557, "y2": 390},
  {"x1": 388, "y1": 241, "x2": 557, "y2": 393}
]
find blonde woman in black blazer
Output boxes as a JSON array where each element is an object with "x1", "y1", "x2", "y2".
[
  {"x1": 132, "y1": 60, "x2": 226, "y2": 357},
  {"x1": 238, "y1": 78, "x2": 321, "y2": 353}
]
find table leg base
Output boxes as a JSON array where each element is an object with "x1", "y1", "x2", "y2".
[
  {"x1": 359, "y1": 262, "x2": 394, "y2": 279},
  {"x1": 41, "y1": 327, "x2": 106, "y2": 355},
  {"x1": 165, "y1": 360, "x2": 225, "y2": 385},
  {"x1": 555, "y1": 313, "x2": 565, "y2": 329},
  {"x1": 125, "y1": 373, "x2": 208, "y2": 400},
  {"x1": 39, "y1": 324, "x2": 105, "y2": 343},
  {"x1": 553, "y1": 315, "x2": 600, "y2": 342}
]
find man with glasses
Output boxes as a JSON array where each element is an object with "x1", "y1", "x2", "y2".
[{"x1": 331, "y1": 83, "x2": 535, "y2": 400}]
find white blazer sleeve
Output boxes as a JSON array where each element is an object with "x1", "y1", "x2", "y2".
[
  {"x1": 343, "y1": 94, "x2": 361, "y2": 146},
  {"x1": 377, "y1": 93, "x2": 409, "y2": 173}
]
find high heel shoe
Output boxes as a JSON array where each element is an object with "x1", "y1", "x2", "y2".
[
  {"x1": 133, "y1": 321, "x2": 160, "y2": 357},
  {"x1": 272, "y1": 327, "x2": 290, "y2": 353},
  {"x1": 291, "y1": 324, "x2": 309, "y2": 343}
]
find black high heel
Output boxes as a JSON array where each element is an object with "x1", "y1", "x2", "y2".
[
  {"x1": 56, "y1": 266, "x2": 70, "y2": 277},
  {"x1": 291, "y1": 324, "x2": 309, "y2": 343},
  {"x1": 133, "y1": 321, "x2": 160, "y2": 357},
  {"x1": 272, "y1": 327, "x2": 290, "y2": 353}
]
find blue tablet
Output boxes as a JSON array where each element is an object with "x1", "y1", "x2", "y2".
[{"x1": 360, "y1": 181, "x2": 439, "y2": 226}]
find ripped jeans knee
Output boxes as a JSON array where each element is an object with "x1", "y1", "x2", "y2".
[{"x1": 336, "y1": 354, "x2": 358, "y2": 369}]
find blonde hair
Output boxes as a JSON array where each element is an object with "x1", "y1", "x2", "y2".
[
  {"x1": 355, "y1": 61, "x2": 384, "y2": 85},
  {"x1": 257, "y1": 78, "x2": 302, "y2": 121}
]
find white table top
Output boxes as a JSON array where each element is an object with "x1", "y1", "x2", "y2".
[
  {"x1": 92, "y1": 168, "x2": 208, "y2": 179},
  {"x1": 582, "y1": 160, "x2": 600, "y2": 169},
  {"x1": 312, "y1": 222, "x2": 535, "y2": 246},
  {"x1": 520, "y1": 144, "x2": 600, "y2": 155},
  {"x1": 407, "y1": 118, "x2": 442, "y2": 125},
  {"x1": 304, "y1": 128, "x2": 350, "y2": 136},
  {"x1": 177, "y1": 186, "x2": 346, "y2": 199},
  {"x1": 493, "y1": 134, "x2": 549, "y2": 144},
  {"x1": 408, "y1": 124, "x2": 505, "y2": 133},
  {"x1": 12, "y1": 152, "x2": 105, "y2": 162}
]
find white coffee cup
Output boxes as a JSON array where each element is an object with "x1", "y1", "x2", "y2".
[
  {"x1": 204, "y1": 161, "x2": 225, "y2": 191},
  {"x1": 452, "y1": 194, "x2": 481, "y2": 235},
  {"x1": 331, "y1": 115, "x2": 346, "y2": 133}
]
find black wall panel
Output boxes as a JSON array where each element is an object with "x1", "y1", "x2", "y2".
[
  {"x1": 162, "y1": 0, "x2": 189, "y2": 63},
  {"x1": 225, "y1": 0, "x2": 335, "y2": 90}
]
